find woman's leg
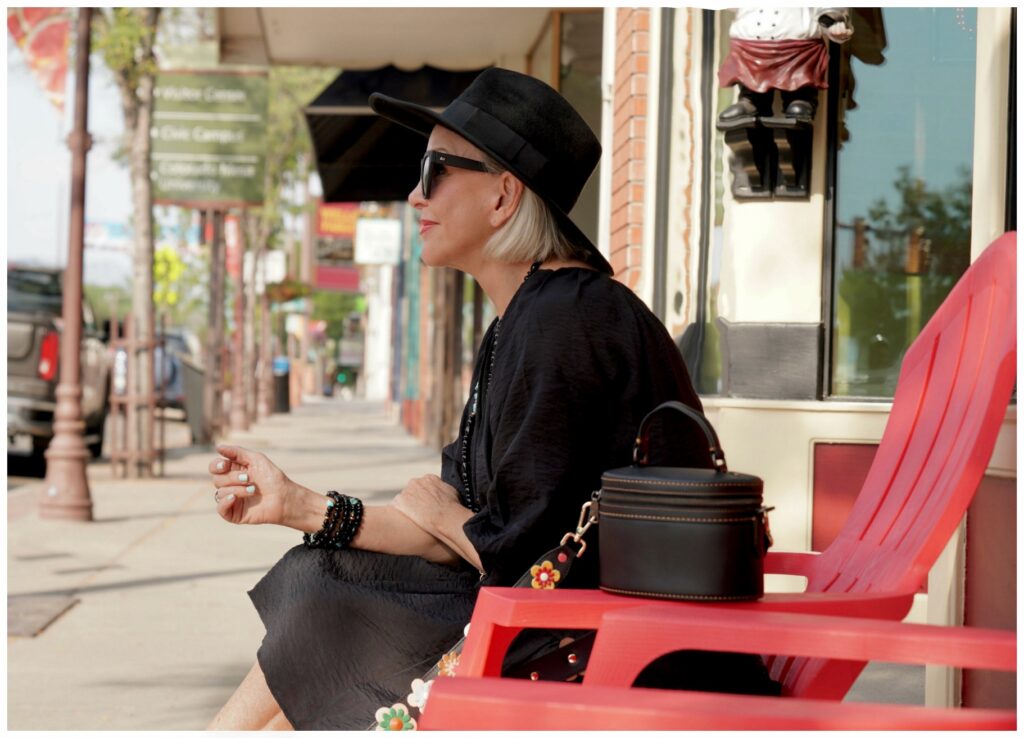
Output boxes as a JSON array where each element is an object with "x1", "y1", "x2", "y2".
[
  {"x1": 208, "y1": 660, "x2": 292, "y2": 730},
  {"x1": 261, "y1": 711, "x2": 295, "y2": 730}
]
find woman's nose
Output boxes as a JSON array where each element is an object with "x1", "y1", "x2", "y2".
[{"x1": 408, "y1": 183, "x2": 426, "y2": 208}]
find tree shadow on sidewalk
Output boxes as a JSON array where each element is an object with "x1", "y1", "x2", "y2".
[{"x1": 89, "y1": 508, "x2": 213, "y2": 524}]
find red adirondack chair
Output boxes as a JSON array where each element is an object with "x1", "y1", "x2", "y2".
[
  {"x1": 421, "y1": 231, "x2": 1016, "y2": 726},
  {"x1": 421, "y1": 606, "x2": 1016, "y2": 730}
]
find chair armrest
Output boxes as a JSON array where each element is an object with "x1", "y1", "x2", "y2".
[
  {"x1": 743, "y1": 590, "x2": 915, "y2": 619},
  {"x1": 456, "y1": 587, "x2": 915, "y2": 678},
  {"x1": 469, "y1": 587, "x2": 640, "y2": 628},
  {"x1": 580, "y1": 605, "x2": 1015, "y2": 691},
  {"x1": 764, "y1": 550, "x2": 819, "y2": 576}
]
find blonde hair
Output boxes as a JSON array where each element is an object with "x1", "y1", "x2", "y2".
[{"x1": 479, "y1": 153, "x2": 589, "y2": 264}]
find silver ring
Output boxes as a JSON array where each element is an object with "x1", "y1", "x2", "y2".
[{"x1": 213, "y1": 490, "x2": 220, "y2": 503}]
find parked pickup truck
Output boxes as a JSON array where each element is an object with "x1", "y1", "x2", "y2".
[{"x1": 7, "y1": 266, "x2": 111, "y2": 460}]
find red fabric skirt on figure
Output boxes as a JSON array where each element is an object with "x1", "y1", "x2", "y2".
[{"x1": 719, "y1": 39, "x2": 829, "y2": 92}]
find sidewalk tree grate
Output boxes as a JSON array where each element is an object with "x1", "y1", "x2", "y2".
[{"x1": 8, "y1": 595, "x2": 80, "y2": 637}]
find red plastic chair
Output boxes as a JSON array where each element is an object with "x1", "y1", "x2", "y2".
[
  {"x1": 421, "y1": 606, "x2": 1016, "y2": 730},
  {"x1": 423, "y1": 232, "x2": 1016, "y2": 719}
]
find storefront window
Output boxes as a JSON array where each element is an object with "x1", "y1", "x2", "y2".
[
  {"x1": 830, "y1": 8, "x2": 976, "y2": 397},
  {"x1": 694, "y1": 10, "x2": 735, "y2": 396},
  {"x1": 559, "y1": 10, "x2": 604, "y2": 248}
]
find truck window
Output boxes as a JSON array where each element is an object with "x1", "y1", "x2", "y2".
[{"x1": 8, "y1": 269, "x2": 62, "y2": 315}]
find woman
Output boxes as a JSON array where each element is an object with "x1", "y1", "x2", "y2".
[{"x1": 207, "y1": 68, "x2": 705, "y2": 731}]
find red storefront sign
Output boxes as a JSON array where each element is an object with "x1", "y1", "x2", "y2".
[
  {"x1": 317, "y1": 201, "x2": 359, "y2": 238},
  {"x1": 315, "y1": 265, "x2": 360, "y2": 293}
]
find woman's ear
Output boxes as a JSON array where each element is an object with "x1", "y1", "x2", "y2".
[{"x1": 490, "y1": 172, "x2": 524, "y2": 229}]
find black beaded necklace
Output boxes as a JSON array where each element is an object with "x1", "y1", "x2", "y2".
[{"x1": 457, "y1": 261, "x2": 542, "y2": 511}]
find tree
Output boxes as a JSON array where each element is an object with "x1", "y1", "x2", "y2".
[
  {"x1": 312, "y1": 291, "x2": 364, "y2": 342},
  {"x1": 92, "y1": 7, "x2": 161, "y2": 476},
  {"x1": 865, "y1": 165, "x2": 973, "y2": 278},
  {"x1": 242, "y1": 66, "x2": 337, "y2": 417},
  {"x1": 835, "y1": 165, "x2": 972, "y2": 396}
]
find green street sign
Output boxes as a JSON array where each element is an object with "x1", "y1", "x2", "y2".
[{"x1": 151, "y1": 71, "x2": 268, "y2": 207}]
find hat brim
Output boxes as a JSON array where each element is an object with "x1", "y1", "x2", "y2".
[{"x1": 369, "y1": 92, "x2": 614, "y2": 276}]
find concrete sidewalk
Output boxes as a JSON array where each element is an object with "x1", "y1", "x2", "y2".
[{"x1": 7, "y1": 397, "x2": 438, "y2": 730}]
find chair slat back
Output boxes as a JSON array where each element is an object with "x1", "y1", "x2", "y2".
[
  {"x1": 815, "y1": 233, "x2": 1015, "y2": 594},
  {"x1": 773, "y1": 232, "x2": 1016, "y2": 696}
]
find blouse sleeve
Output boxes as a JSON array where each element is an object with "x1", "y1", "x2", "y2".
[{"x1": 461, "y1": 302, "x2": 617, "y2": 585}]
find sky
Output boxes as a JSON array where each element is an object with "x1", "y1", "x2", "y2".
[
  {"x1": 7, "y1": 38, "x2": 137, "y2": 286},
  {"x1": 835, "y1": 7, "x2": 978, "y2": 224}
]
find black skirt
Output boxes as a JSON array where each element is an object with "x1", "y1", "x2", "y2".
[{"x1": 249, "y1": 545, "x2": 480, "y2": 730}]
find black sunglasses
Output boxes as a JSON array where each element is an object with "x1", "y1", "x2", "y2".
[{"x1": 420, "y1": 150, "x2": 493, "y2": 199}]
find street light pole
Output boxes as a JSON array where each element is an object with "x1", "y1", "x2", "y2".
[{"x1": 42, "y1": 7, "x2": 94, "y2": 521}]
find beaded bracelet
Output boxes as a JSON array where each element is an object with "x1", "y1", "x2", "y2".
[
  {"x1": 303, "y1": 491, "x2": 364, "y2": 550},
  {"x1": 302, "y1": 492, "x2": 343, "y2": 548},
  {"x1": 332, "y1": 494, "x2": 363, "y2": 549}
]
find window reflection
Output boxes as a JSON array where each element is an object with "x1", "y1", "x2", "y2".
[{"x1": 831, "y1": 7, "x2": 976, "y2": 397}]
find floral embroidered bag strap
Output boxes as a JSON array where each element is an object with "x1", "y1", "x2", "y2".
[{"x1": 369, "y1": 498, "x2": 599, "y2": 731}]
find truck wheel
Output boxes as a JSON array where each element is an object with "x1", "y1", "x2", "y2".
[{"x1": 31, "y1": 436, "x2": 50, "y2": 463}]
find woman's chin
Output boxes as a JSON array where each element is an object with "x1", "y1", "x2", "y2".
[{"x1": 419, "y1": 244, "x2": 455, "y2": 269}]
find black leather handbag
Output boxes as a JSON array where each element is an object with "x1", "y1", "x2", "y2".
[{"x1": 594, "y1": 401, "x2": 773, "y2": 601}]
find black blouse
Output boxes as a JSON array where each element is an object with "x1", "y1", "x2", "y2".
[{"x1": 440, "y1": 267, "x2": 706, "y2": 588}]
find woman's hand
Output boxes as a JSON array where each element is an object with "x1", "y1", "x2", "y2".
[
  {"x1": 209, "y1": 445, "x2": 324, "y2": 531},
  {"x1": 390, "y1": 475, "x2": 483, "y2": 572},
  {"x1": 390, "y1": 474, "x2": 462, "y2": 534}
]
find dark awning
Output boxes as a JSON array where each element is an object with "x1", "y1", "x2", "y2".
[{"x1": 304, "y1": 65, "x2": 487, "y2": 203}]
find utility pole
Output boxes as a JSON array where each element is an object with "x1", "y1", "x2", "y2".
[
  {"x1": 204, "y1": 210, "x2": 226, "y2": 440},
  {"x1": 41, "y1": 7, "x2": 94, "y2": 521}
]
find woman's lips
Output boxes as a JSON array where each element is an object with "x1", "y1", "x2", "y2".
[{"x1": 419, "y1": 220, "x2": 438, "y2": 235}]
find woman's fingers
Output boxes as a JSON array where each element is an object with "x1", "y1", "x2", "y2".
[
  {"x1": 214, "y1": 484, "x2": 258, "y2": 501},
  {"x1": 216, "y1": 491, "x2": 245, "y2": 522},
  {"x1": 216, "y1": 444, "x2": 258, "y2": 466},
  {"x1": 208, "y1": 457, "x2": 244, "y2": 475},
  {"x1": 211, "y1": 469, "x2": 257, "y2": 489}
]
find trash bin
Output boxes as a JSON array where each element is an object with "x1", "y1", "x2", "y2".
[
  {"x1": 272, "y1": 356, "x2": 290, "y2": 414},
  {"x1": 181, "y1": 356, "x2": 208, "y2": 444}
]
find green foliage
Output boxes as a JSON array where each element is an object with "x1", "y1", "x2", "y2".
[
  {"x1": 153, "y1": 245, "x2": 185, "y2": 307},
  {"x1": 835, "y1": 165, "x2": 973, "y2": 396},
  {"x1": 252, "y1": 66, "x2": 339, "y2": 240},
  {"x1": 84, "y1": 283, "x2": 132, "y2": 325},
  {"x1": 837, "y1": 269, "x2": 956, "y2": 379},
  {"x1": 92, "y1": 8, "x2": 160, "y2": 91},
  {"x1": 865, "y1": 165, "x2": 972, "y2": 277},
  {"x1": 312, "y1": 291, "x2": 364, "y2": 341},
  {"x1": 151, "y1": 245, "x2": 210, "y2": 341}
]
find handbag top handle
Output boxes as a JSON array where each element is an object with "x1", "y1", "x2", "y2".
[{"x1": 633, "y1": 400, "x2": 728, "y2": 472}]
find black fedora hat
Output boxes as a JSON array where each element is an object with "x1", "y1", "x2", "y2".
[{"x1": 369, "y1": 67, "x2": 612, "y2": 275}]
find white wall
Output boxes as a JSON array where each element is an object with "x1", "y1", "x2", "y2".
[
  {"x1": 717, "y1": 98, "x2": 830, "y2": 324},
  {"x1": 361, "y1": 264, "x2": 394, "y2": 401}
]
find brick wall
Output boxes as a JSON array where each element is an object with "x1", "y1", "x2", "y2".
[{"x1": 610, "y1": 8, "x2": 650, "y2": 290}]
